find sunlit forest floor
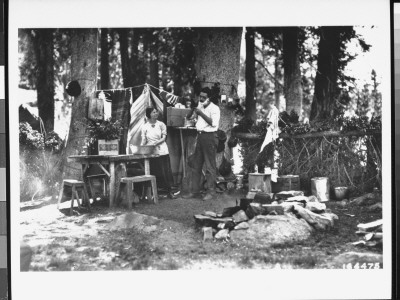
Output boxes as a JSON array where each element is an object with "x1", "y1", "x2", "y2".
[{"x1": 20, "y1": 189, "x2": 383, "y2": 271}]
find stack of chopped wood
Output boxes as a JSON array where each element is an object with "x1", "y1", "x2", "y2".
[
  {"x1": 353, "y1": 219, "x2": 383, "y2": 247},
  {"x1": 194, "y1": 190, "x2": 339, "y2": 241}
]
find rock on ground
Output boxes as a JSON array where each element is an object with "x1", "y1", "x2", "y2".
[
  {"x1": 109, "y1": 212, "x2": 161, "y2": 231},
  {"x1": 230, "y1": 214, "x2": 313, "y2": 246}
]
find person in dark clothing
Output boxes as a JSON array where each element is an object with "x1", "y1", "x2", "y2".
[{"x1": 183, "y1": 88, "x2": 221, "y2": 201}]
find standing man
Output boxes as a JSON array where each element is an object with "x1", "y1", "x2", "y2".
[{"x1": 183, "y1": 88, "x2": 221, "y2": 201}]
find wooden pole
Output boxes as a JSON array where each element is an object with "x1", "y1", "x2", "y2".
[{"x1": 232, "y1": 130, "x2": 381, "y2": 140}]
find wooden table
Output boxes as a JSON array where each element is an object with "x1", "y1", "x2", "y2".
[{"x1": 68, "y1": 154, "x2": 160, "y2": 207}]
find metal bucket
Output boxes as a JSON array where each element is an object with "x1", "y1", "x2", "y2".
[{"x1": 311, "y1": 177, "x2": 330, "y2": 202}]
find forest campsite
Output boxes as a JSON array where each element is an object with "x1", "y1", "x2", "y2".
[{"x1": 18, "y1": 26, "x2": 384, "y2": 271}]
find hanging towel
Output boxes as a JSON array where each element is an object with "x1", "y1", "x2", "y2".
[
  {"x1": 127, "y1": 85, "x2": 164, "y2": 153},
  {"x1": 259, "y1": 127, "x2": 273, "y2": 153},
  {"x1": 95, "y1": 88, "x2": 132, "y2": 154}
]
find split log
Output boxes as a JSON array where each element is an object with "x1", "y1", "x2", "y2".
[
  {"x1": 275, "y1": 191, "x2": 304, "y2": 200},
  {"x1": 203, "y1": 211, "x2": 218, "y2": 218},
  {"x1": 284, "y1": 195, "x2": 309, "y2": 206},
  {"x1": 357, "y1": 219, "x2": 383, "y2": 232},
  {"x1": 305, "y1": 202, "x2": 326, "y2": 213},
  {"x1": 372, "y1": 233, "x2": 383, "y2": 239},
  {"x1": 293, "y1": 204, "x2": 337, "y2": 230},
  {"x1": 352, "y1": 241, "x2": 366, "y2": 246},
  {"x1": 234, "y1": 222, "x2": 249, "y2": 230}
]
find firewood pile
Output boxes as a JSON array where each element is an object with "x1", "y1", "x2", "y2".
[
  {"x1": 194, "y1": 190, "x2": 339, "y2": 241},
  {"x1": 352, "y1": 219, "x2": 383, "y2": 248}
]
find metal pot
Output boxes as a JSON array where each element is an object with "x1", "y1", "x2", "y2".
[
  {"x1": 334, "y1": 186, "x2": 349, "y2": 200},
  {"x1": 130, "y1": 145, "x2": 156, "y2": 155}
]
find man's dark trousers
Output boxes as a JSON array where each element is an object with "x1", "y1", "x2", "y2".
[{"x1": 192, "y1": 132, "x2": 218, "y2": 194}]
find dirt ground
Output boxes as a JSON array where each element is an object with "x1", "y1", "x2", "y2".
[{"x1": 20, "y1": 190, "x2": 383, "y2": 271}]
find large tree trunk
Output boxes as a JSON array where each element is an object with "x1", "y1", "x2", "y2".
[
  {"x1": 100, "y1": 28, "x2": 110, "y2": 90},
  {"x1": 130, "y1": 29, "x2": 140, "y2": 87},
  {"x1": 33, "y1": 29, "x2": 55, "y2": 133},
  {"x1": 282, "y1": 27, "x2": 303, "y2": 119},
  {"x1": 61, "y1": 29, "x2": 98, "y2": 180},
  {"x1": 274, "y1": 46, "x2": 284, "y2": 111},
  {"x1": 245, "y1": 27, "x2": 256, "y2": 121},
  {"x1": 310, "y1": 27, "x2": 341, "y2": 121},
  {"x1": 193, "y1": 27, "x2": 242, "y2": 172},
  {"x1": 149, "y1": 30, "x2": 160, "y2": 97},
  {"x1": 118, "y1": 28, "x2": 134, "y2": 88}
]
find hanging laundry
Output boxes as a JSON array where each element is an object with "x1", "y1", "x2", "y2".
[
  {"x1": 127, "y1": 85, "x2": 164, "y2": 152},
  {"x1": 159, "y1": 89, "x2": 182, "y2": 106}
]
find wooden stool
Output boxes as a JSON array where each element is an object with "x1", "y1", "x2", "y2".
[
  {"x1": 248, "y1": 173, "x2": 271, "y2": 193},
  {"x1": 57, "y1": 179, "x2": 91, "y2": 215},
  {"x1": 86, "y1": 174, "x2": 109, "y2": 200},
  {"x1": 118, "y1": 175, "x2": 159, "y2": 209}
]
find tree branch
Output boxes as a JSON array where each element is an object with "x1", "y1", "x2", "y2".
[{"x1": 255, "y1": 59, "x2": 284, "y2": 90}]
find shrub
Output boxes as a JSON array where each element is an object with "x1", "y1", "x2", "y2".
[
  {"x1": 235, "y1": 113, "x2": 381, "y2": 195},
  {"x1": 19, "y1": 122, "x2": 64, "y2": 201}
]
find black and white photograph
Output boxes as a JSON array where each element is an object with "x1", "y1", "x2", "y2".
[{"x1": 8, "y1": 0, "x2": 392, "y2": 299}]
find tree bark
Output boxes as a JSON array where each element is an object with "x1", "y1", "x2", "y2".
[
  {"x1": 245, "y1": 27, "x2": 256, "y2": 121},
  {"x1": 194, "y1": 27, "x2": 242, "y2": 169},
  {"x1": 283, "y1": 27, "x2": 303, "y2": 119},
  {"x1": 130, "y1": 29, "x2": 140, "y2": 87},
  {"x1": 118, "y1": 28, "x2": 134, "y2": 88},
  {"x1": 149, "y1": 30, "x2": 160, "y2": 97},
  {"x1": 33, "y1": 29, "x2": 55, "y2": 133},
  {"x1": 274, "y1": 46, "x2": 284, "y2": 111},
  {"x1": 310, "y1": 27, "x2": 341, "y2": 121},
  {"x1": 61, "y1": 29, "x2": 98, "y2": 180},
  {"x1": 100, "y1": 28, "x2": 110, "y2": 90}
]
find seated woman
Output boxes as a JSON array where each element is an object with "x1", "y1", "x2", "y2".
[{"x1": 141, "y1": 107, "x2": 176, "y2": 199}]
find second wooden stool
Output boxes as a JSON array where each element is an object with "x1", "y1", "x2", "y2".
[{"x1": 118, "y1": 175, "x2": 159, "y2": 209}]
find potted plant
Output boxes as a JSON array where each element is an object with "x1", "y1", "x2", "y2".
[{"x1": 86, "y1": 119, "x2": 124, "y2": 155}]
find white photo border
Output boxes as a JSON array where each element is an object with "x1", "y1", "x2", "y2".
[{"x1": 8, "y1": 0, "x2": 392, "y2": 299}]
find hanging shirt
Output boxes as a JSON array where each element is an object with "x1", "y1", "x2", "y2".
[
  {"x1": 195, "y1": 102, "x2": 220, "y2": 132},
  {"x1": 265, "y1": 105, "x2": 280, "y2": 139},
  {"x1": 259, "y1": 105, "x2": 280, "y2": 153},
  {"x1": 141, "y1": 120, "x2": 169, "y2": 155}
]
